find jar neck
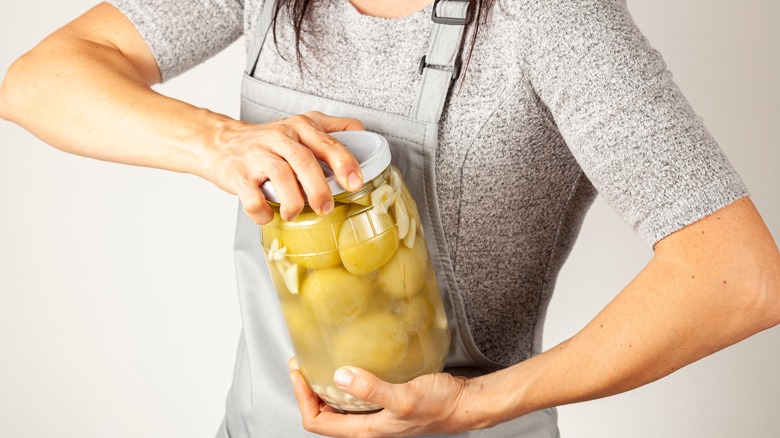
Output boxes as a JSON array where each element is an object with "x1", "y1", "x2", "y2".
[
  {"x1": 266, "y1": 166, "x2": 392, "y2": 212},
  {"x1": 334, "y1": 166, "x2": 391, "y2": 205}
]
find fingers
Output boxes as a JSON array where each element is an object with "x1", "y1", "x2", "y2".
[
  {"x1": 236, "y1": 181, "x2": 274, "y2": 224},
  {"x1": 288, "y1": 357, "x2": 322, "y2": 420},
  {"x1": 305, "y1": 111, "x2": 365, "y2": 132},
  {"x1": 290, "y1": 368, "x2": 325, "y2": 422},
  {"x1": 211, "y1": 113, "x2": 365, "y2": 224},
  {"x1": 290, "y1": 368, "x2": 379, "y2": 438},
  {"x1": 264, "y1": 126, "x2": 333, "y2": 216},
  {"x1": 290, "y1": 113, "x2": 364, "y2": 194},
  {"x1": 334, "y1": 367, "x2": 412, "y2": 416},
  {"x1": 264, "y1": 113, "x2": 364, "y2": 215}
]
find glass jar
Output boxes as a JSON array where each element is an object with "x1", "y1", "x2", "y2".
[{"x1": 259, "y1": 131, "x2": 450, "y2": 413}]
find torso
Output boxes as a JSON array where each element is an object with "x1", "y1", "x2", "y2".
[{"x1": 245, "y1": 0, "x2": 596, "y2": 365}]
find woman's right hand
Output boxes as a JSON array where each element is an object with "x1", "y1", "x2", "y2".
[
  {"x1": 0, "y1": 3, "x2": 363, "y2": 226},
  {"x1": 206, "y1": 111, "x2": 365, "y2": 224}
]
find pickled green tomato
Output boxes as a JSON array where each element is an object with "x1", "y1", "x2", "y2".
[
  {"x1": 338, "y1": 206, "x2": 399, "y2": 276},
  {"x1": 422, "y1": 267, "x2": 450, "y2": 331},
  {"x1": 300, "y1": 266, "x2": 371, "y2": 325},
  {"x1": 375, "y1": 234, "x2": 429, "y2": 298},
  {"x1": 332, "y1": 312, "x2": 409, "y2": 374},
  {"x1": 388, "y1": 330, "x2": 445, "y2": 383},
  {"x1": 386, "y1": 334, "x2": 425, "y2": 382},
  {"x1": 279, "y1": 299, "x2": 325, "y2": 353},
  {"x1": 280, "y1": 205, "x2": 349, "y2": 269},
  {"x1": 393, "y1": 294, "x2": 434, "y2": 334},
  {"x1": 260, "y1": 213, "x2": 282, "y2": 252}
]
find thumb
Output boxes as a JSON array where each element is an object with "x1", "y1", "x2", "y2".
[
  {"x1": 333, "y1": 367, "x2": 401, "y2": 409},
  {"x1": 305, "y1": 111, "x2": 365, "y2": 133}
]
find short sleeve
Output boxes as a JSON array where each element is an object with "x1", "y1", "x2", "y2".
[
  {"x1": 109, "y1": 0, "x2": 244, "y2": 81},
  {"x1": 519, "y1": 0, "x2": 748, "y2": 245}
]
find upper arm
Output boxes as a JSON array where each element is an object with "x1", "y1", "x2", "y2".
[
  {"x1": 520, "y1": 0, "x2": 747, "y2": 245},
  {"x1": 46, "y1": 2, "x2": 162, "y2": 85},
  {"x1": 654, "y1": 197, "x2": 780, "y2": 329},
  {"x1": 47, "y1": 0, "x2": 245, "y2": 85},
  {"x1": 103, "y1": 0, "x2": 244, "y2": 82}
]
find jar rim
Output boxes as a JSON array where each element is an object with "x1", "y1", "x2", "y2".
[{"x1": 259, "y1": 130, "x2": 391, "y2": 204}]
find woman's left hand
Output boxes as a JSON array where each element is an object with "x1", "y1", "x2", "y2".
[{"x1": 288, "y1": 359, "x2": 480, "y2": 437}]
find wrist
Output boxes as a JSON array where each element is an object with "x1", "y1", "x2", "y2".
[
  {"x1": 457, "y1": 359, "x2": 550, "y2": 430},
  {"x1": 186, "y1": 109, "x2": 245, "y2": 183},
  {"x1": 456, "y1": 370, "x2": 522, "y2": 430}
]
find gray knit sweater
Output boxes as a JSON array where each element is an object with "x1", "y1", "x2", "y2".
[{"x1": 111, "y1": 0, "x2": 747, "y2": 365}]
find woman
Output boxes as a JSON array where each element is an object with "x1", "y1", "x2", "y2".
[{"x1": 1, "y1": 0, "x2": 778, "y2": 437}]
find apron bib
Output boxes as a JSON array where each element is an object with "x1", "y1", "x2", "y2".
[{"x1": 219, "y1": 1, "x2": 559, "y2": 436}]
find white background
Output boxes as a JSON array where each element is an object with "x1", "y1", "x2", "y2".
[{"x1": 1, "y1": 1, "x2": 778, "y2": 437}]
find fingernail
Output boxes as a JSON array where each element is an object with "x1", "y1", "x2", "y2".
[
  {"x1": 348, "y1": 172, "x2": 362, "y2": 191},
  {"x1": 334, "y1": 368, "x2": 354, "y2": 388},
  {"x1": 321, "y1": 200, "x2": 334, "y2": 215}
]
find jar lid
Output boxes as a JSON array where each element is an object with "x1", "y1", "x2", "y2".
[{"x1": 260, "y1": 130, "x2": 391, "y2": 204}]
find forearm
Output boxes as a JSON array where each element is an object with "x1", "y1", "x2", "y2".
[
  {"x1": 0, "y1": 29, "x2": 230, "y2": 179},
  {"x1": 0, "y1": 3, "x2": 366, "y2": 225},
  {"x1": 465, "y1": 198, "x2": 780, "y2": 428}
]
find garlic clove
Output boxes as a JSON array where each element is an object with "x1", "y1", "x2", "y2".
[
  {"x1": 267, "y1": 238, "x2": 288, "y2": 262},
  {"x1": 390, "y1": 167, "x2": 402, "y2": 192},
  {"x1": 403, "y1": 217, "x2": 417, "y2": 249},
  {"x1": 370, "y1": 183, "x2": 395, "y2": 214},
  {"x1": 283, "y1": 263, "x2": 302, "y2": 294},
  {"x1": 394, "y1": 198, "x2": 410, "y2": 240}
]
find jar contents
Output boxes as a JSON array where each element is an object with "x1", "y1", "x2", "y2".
[{"x1": 261, "y1": 165, "x2": 450, "y2": 413}]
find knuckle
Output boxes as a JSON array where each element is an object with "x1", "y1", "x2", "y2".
[
  {"x1": 354, "y1": 377, "x2": 377, "y2": 398},
  {"x1": 264, "y1": 156, "x2": 293, "y2": 178},
  {"x1": 264, "y1": 153, "x2": 286, "y2": 168},
  {"x1": 307, "y1": 186, "x2": 331, "y2": 205},
  {"x1": 255, "y1": 212, "x2": 274, "y2": 225},
  {"x1": 287, "y1": 146, "x2": 318, "y2": 168},
  {"x1": 241, "y1": 195, "x2": 265, "y2": 214},
  {"x1": 282, "y1": 199, "x2": 305, "y2": 217},
  {"x1": 317, "y1": 134, "x2": 342, "y2": 151},
  {"x1": 288, "y1": 113, "x2": 313, "y2": 126},
  {"x1": 266, "y1": 123, "x2": 293, "y2": 139},
  {"x1": 244, "y1": 203, "x2": 273, "y2": 225}
]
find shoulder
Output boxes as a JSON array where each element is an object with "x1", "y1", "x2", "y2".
[
  {"x1": 109, "y1": 0, "x2": 245, "y2": 80},
  {"x1": 497, "y1": 0, "x2": 633, "y2": 36}
]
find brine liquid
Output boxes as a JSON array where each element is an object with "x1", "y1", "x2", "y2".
[{"x1": 261, "y1": 167, "x2": 451, "y2": 412}]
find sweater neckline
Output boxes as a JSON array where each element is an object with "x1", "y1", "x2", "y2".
[{"x1": 333, "y1": 0, "x2": 433, "y2": 30}]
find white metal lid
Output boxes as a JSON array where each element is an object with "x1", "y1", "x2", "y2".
[{"x1": 260, "y1": 130, "x2": 391, "y2": 203}]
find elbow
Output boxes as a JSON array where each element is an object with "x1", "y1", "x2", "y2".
[
  {"x1": 0, "y1": 73, "x2": 11, "y2": 121},
  {"x1": 0, "y1": 54, "x2": 28, "y2": 122}
]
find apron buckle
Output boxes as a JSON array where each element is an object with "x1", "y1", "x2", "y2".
[
  {"x1": 431, "y1": 0, "x2": 471, "y2": 25},
  {"x1": 418, "y1": 55, "x2": 462, "y2": 81}
]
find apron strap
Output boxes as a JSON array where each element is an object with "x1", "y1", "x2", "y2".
[
  {"x1": 246, "y1": 0, "x2": 279, "y2": 76},
  {"x1": 247, "y1": 0, "x2": 470, "y2": 124},
  {"x1": 411, "y1": 0, "x2": 471, "y2": 124}
]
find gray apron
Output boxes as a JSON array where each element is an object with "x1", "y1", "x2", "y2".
[{"x1": 218, "y1": 1, "x2": 560, "y2": 436}]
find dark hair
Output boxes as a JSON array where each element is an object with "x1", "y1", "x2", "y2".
[{"x1": 271, "y1": 0, "x2": 497, "y2": 80}]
